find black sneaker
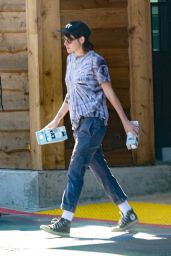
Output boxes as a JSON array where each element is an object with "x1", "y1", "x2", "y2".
[
  {"x1": 51, "y1": 217, "x2": 58, "y2": 224},
  {"x1": 40, "y1": 218, "x2": 71, "y2": 236},
  {"x1": 111, "y1": 209, "x2": 138, "y2": 232}
]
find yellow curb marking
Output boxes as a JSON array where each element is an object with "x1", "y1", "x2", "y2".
[{"x1": 37, "y1": 202, "x2": 171, "y2": 226}]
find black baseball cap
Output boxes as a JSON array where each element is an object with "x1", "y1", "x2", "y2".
[{"x1": 56, "y1": 21, "x2": 91, "y2": 39}]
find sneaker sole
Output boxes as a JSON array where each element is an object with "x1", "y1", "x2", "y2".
[
  {"x1": 40, "y1": 225, "x2": 70, "y2": 237},
  {"x1": 111, "y1": 219, "x2": 138, "y2": 232}
]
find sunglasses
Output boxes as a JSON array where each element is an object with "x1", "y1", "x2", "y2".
[{"x1": 62, "y1": 36, "x2": 77, "y2": 44}]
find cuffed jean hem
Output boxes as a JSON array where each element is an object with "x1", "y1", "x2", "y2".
[
  {"x1": 115, "y1": 197, "x2": 128, "y2": 205},
  {"x1": 61, "y1": 203, "x2": 75, "y2": 213},
  {"x1": 61, "y1": 197, "x2": 128, "y2": 212}
]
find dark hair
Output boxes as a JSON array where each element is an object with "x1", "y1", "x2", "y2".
[
  {"x1": 64, "y1": 33, "x2": 93, "y2": 52},
  {"x1": 83, "y1": 39, "x2": 94, "y2": 51}
]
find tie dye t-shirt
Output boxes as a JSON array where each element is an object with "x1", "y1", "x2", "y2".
[{"x1": 65, "y1": 50, "x2": 111, "y2": 130}]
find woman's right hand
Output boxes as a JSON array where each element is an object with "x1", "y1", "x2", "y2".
[
  {"x1": 42, "y1": 100, "x2": 69, "y2": 132},
  {"x1": 43, "y1": 118, "x2": 59, "y2": 131}
]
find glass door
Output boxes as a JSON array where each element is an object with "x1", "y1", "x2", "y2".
[{"x1": 151, "y1": 0, "x2": 171, "y2": 160}]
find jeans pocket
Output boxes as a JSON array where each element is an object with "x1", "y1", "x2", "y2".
[{"x1": 89, "y1": 118, "x2": 105, "y2": 137}]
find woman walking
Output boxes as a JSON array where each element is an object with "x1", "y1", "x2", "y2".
[{"x1": 40, "y1": 21, "x2": 138, "y2": 236}]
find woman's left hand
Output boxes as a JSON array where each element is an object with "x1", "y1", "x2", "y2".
[{"x1": 123, "y1": 120, "x2": 139, "y2": 137}]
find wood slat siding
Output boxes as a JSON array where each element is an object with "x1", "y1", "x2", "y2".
[
  {"x1": 61, "y1": 8, "x2": 127, "y2": 29},
  {"x1": 109, "y1": 89, "x2": 130, "y2": 109},
  {"x1": 0, "y1": 33, "x2": 27, "y2": 52},
  {"x1": 0, "y1": 52, "x2": 27, "y2": 72},
  {"x1": 0, "y1": 0, "x2": 30, "y2": 169},
  {"x1": 0, "y1": 73, "x2": 28, "y2": 91},
  {"x1": 0, "y1": 0, "x2": 25, "y2": 12},
  {"x1": 92, "y1": 28, "x2": 128, "y2": 49},
  {"x1": 0, "y1": 111, "x2": 29, "y2": 130},
  {"x1": 0, "y1": 152, "x2": 31, "y2": 169},
  {"x1": 0, "y1": 130, "x2": 31, "y2": 168},
  {"x1": 0, "y1": 12, "x2": 26, "y2": 32},
  {"x1": 2, "y1": 90, "x2": 29, "y2": 110},
  {"x1": 61, "y1": 0, "x2": 133, "y2": 166},
  {"x1": 98, "y1": 48, "x2": 129, "y2": 68},
  {"x1": 109, "y1": 67, "x2": 129, "y2": 80},
  {"x1": 61, "y1": 0, "x2": 127, "y2": 10},
  {"x1": 0, "y1": 131, "x2": 30, "y2": 151}
]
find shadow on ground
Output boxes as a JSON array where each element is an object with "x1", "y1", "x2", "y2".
[{"x1": 0, "y1": 214, "x2": 171, "y2": 256}]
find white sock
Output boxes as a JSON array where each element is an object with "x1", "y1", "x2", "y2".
[
  {"x1": 118, "y1": 201, "x2": 132, "y2": 216},
  {"x1": 61, "y1": 210, "x2": 74, "y2": 222}
]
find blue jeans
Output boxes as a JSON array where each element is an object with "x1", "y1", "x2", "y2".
[{"x1": 61, "y1": 117, "x2": 127, "y2": 212}]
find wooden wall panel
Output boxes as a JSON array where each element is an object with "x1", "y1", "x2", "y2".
[
  {"x1": 0, "y1": 0, "x2": 31, "y2": 169},
  {"x1": 0, "y1": 111, "x2": 29, "y2": 130},
  {"x1": 61, "y1": 8, "x2": 127, "y2": 29},
  {"x1": 112, "y1": 81, "x2": 129, "y2": 90},
  {"x1": 0, "y1": 33, "x2": 27, "y2": 52},
  {"x1": 0, "y1": 131, "x2": 30, "y2": 152},
  {"x1": 0, "y1": 0, "x2": 25, "y2": 11},
  {"x1": 0, "y1": 52, "x2": 27, "y2": 71},
  {"x1": 0, "y1": 12, "x2": 26, "y2": 32},
  {"x1": 109, "y1": 67, "x2": 129, "y2": 80},
  {"x1": 104, "y1": 150, "x2": 133, "y2": 166},
  {"x1": 61, "y1": 0, "x2": 127, "y2": 10},
  {"x1": 2, "y1": 91, "x2": 29, "y2": 110},
  {"x1": 0, "y1": 130, "x2": 31, "y2": 169},
  {"x1": 0, "y1": 152, "x2": 31, "y2": 169},
  {"x1": 98, "y1": 48, "x2": 129, "y2": 68},
  {"x1": 0, "y1": 73, "x2": 28, "y2": 91},
  {"x1": 1, "y1": 72, "x2": 29, "y2": 111},
  {"x1": 108, "y1": 89, "x2": 130, "y2": 109},
  {"x1": 92, "y1": 28, "x2": 128, "y2": 49}
]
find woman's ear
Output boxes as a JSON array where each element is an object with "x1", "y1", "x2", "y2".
[{"x1": 79, "y1": 36, "x2": 85, "y2": 44}]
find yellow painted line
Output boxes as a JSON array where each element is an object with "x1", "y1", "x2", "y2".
[{"x1": 37, "y1": 201, "x2": 171, "y2": 226}]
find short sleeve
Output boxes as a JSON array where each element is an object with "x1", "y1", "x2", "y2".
[
  {"x1": 64, "y1": 93, "x2": 69, "y2": 104},
  {"x1": 93, "y1": 55, "x2": 111, "y2": 84}
]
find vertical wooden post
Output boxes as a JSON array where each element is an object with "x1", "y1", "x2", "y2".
[
  {"x1": 128, "y1": 0, "x2": 155, "y2": 164},
  {"x1": 26, "y1": 0, "x2": 65, "y2": 169}
]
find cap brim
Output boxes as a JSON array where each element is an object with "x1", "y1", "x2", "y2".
[{"x1": 56, "y1": 28, "x2": 68, "y2": 34}]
